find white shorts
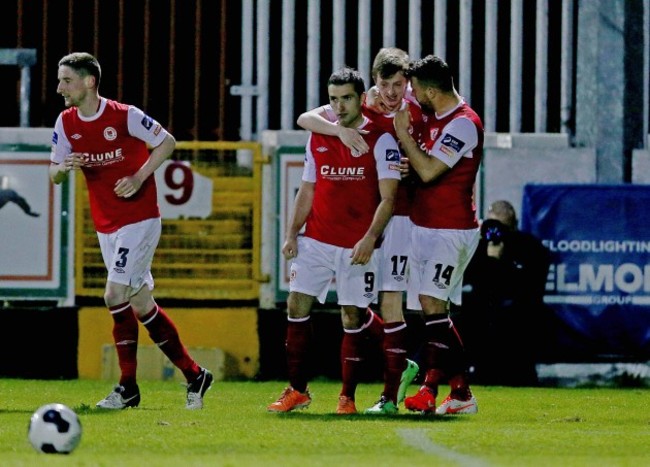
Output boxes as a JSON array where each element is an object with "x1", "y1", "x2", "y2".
[
  {"x1": 289, "y1": 236, "x2": 378, "y2": 307},
  {"x1": 97, "y1": 217, "x2": 161, "y2": 292},
  {"x1": 407, "y1": 225, "x2": 480, "y2": 310},
  {"x1": 377, "y1": 215, "x2": 412, "y2": 292}
]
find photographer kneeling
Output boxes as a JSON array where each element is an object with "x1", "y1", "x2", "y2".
[{"x1": 456, "y1": 200, "x2": 551, "y2": 386}]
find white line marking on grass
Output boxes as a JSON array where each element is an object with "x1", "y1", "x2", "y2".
[{"x1": 397, "y1": 428, "x2": 490, "y2": 467}]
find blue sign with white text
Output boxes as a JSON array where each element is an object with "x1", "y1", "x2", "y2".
[{"x1": 521, "y1": 184, "x2": 650, "y2": 360}]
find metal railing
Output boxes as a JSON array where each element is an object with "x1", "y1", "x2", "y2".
[{"x1": 75, "y1": 141, "x2": 267, "y2": 301}]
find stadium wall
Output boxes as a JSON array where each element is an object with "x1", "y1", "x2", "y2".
[
  {"x1": 0, "y1": 306, "x2": 78, "y2": 379},
  {"x1": 77, "y1": 307, "x2": 259, "y2": 381}
]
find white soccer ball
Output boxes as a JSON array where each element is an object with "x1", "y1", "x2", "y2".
[{"x1": 28, "y1": 403, "x2": 82, "y2": 454}]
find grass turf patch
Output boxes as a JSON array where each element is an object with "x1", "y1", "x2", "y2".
[{"x1": 1, "y1": 379, "x2": 649, "y2": 466}]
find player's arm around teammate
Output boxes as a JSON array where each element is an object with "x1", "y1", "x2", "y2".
[{"x1": 297, "y1": 106, "x2": 369, "y2": 156}]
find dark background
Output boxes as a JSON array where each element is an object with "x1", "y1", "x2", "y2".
[{"x1": 1, "y1": 0, "x2": 565, "y2": 141}]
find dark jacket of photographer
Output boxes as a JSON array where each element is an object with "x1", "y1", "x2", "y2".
[
  {"x1": 466, "y1": 219, "x2": 550, "y2": 307},
  {"x1": 458, "y1": 219, "x2": 552, "y2": 385}
]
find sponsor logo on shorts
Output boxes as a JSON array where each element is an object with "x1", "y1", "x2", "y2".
[{"x1": 113, "y1": 267, "x2": 125, "y2": 274}]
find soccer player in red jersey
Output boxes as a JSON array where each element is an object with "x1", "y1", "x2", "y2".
[
  {"x1": 268, "y1": 67, "x2": 400, "y2": 414},
  {"x1": 394, "y1": 55, "x2": 483, "y2": 415},
  {"x1": 49, "y1": 52, "x2": 213, "y2": 410},
  {"x1": 296, "y1": 48, "x2": 423, "y2": 415}
]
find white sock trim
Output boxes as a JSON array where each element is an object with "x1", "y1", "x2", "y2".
[
  {"x1": 426, "y1": 317, "x2": 450, "y2": 326},
  {"x1": 384, "y1": 322, "x2": 407, "y2": 333},
  {"x1": 288, "y1": 315, "x2": 311, "y2": 323}
]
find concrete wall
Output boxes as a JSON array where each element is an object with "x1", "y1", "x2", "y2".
[
  {"x1": 481, "y1": 133, "x2": 598, "y2": 219},
  {"x1": 632, "y1": 147, "x2": 650, "y2": 184}
]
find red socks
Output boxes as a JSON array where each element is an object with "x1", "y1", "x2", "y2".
[
  {"x1": 381, "y1": 322, "x2": 408, "y2": 403},
  {"x1": 422, "y1": 316, "x2": 470, "y2": 394},
  {"x1": 362, "y1": 307, "x2": 384, "y2": 344},
  {"x1": 109, "y1": 302, "x2": 139, "y2": 387},
  {"x1": 285, "y1": 316, "x2": 312, "y2": 393},
  {"x1": 139, "y1": 305, "x2": 200, "y2": 381},
  {"x1": 340, "y1": 329, "x2": 365, "y2": 399}
]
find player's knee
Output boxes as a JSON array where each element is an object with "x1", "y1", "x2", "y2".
[
  {"x1": 340, "y1": 306, "x2": 364, "y2": 329},
  {"x1": 103, "y1": 282, "x2": 129, "y2": 307}
]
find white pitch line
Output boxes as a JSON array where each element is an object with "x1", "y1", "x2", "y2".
[{"x1": 397, "y1": 428, "x2": 491, "y2": 467}]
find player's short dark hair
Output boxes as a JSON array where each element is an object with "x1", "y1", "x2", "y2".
[
  {"x1": 328, "y1": 67, "x2": 365, "y2": 97},
  {"x1": 371, "y1": 47, "x2": 409, "y2": 80},
  {"x1": 405, "y1": 55, "x2": 454, "y2": 93},
  {"x1": 58, "y1": 52, "x2": 102, "y2": 88}
]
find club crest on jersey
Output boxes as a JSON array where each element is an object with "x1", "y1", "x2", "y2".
[
  {"x1": 441, "y1": 133, "x2": 465, "y2": 152},
  {"x1": 103, "y1": 127, "x2": 117, "y2": 141},
  {"x1": 385, "y1": 149, "x2": 400, "y2": 161},
  {"x1": 429, "y1": 128, "x2": 439, "y2": 141}
]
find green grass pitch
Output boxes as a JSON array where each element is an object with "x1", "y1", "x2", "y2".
[{"x1": 1, "y1": 378, "x2": 649, "y2": 466}]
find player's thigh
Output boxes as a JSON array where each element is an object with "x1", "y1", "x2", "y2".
[
  {"x1": 100, "y1": 218, "x2": 161, "y2": 290},
  {"x1": 378, "y1": 215, "x2": 412, "y2": 292},
  {"x1": 410, "y1": 227, "x2": 479, "y2": 305},
  {"x1": 289, "y1": 237, "x2": 336, "y2": 303},
  {"x1": 334, "y1": 250, "x2": 378, "y2": 307}
]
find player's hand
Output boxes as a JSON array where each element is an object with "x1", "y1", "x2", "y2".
[
  {"x1": 487, "y1": 241, "x2": 505, "y2": 259},
  {"x1": 393, "y1": 107, "x2": 412, "y2": 136},
  {"x1": 338, "y1": 126, "x2": 369, "y2": 156},
  {"x1": 398, "y1": 157, "x2": 411, "y2": 179},
  {"x1": 63, "y1": 153, "x2": 85, "y2": 172},
  {"x1": 365, "y1": 86, "x2": 390, "y2": 114},
  {"x1": 350, "y1": 236, "x2": 374, "y2": 265},
  {"x1": 282, "y1": 237, "x2": 298, "y2": 260},
  {"x1": 114, "y1": 176, "x2": 142, "y2": 198}
]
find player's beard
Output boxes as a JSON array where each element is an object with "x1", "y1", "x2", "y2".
[{"x1": 338, "y1": 111, "x2": 361, "y2": 128}]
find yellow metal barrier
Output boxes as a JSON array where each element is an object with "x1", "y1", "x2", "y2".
[{"x1": 75, "y1": 141, "x2": 268, "y2": 300}]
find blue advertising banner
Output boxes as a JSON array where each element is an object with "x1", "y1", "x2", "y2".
[{"x1": 521, "y1": 184, "x2": 650, "y2": 360}]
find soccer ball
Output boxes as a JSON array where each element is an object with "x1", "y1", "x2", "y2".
[{"x1": 28, "y1": 403, "x2": 82, "y2": 454}]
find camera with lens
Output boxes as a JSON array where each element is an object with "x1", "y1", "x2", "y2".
[{"x1": 480, "y1": 219, "x2": 508, "y2": 245}]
